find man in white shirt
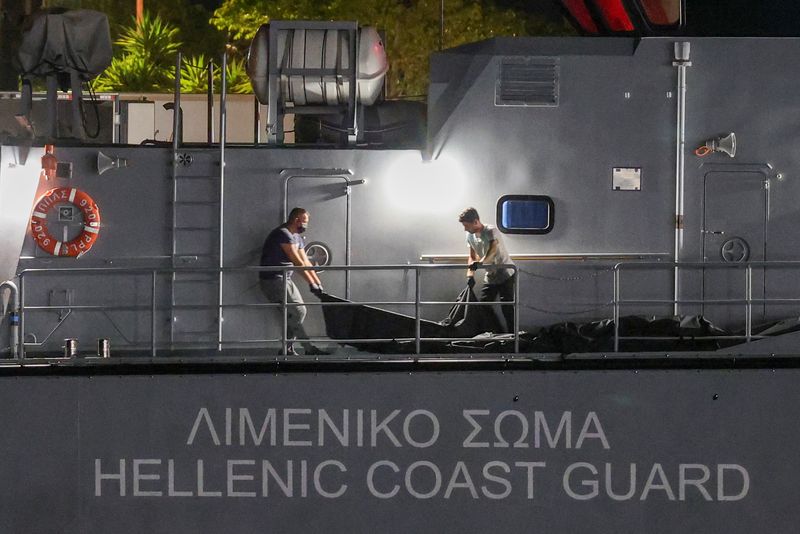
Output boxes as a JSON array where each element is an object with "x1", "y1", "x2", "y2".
[{"x1": 459, "y1": 207, "x2": 516, "y2": 333}]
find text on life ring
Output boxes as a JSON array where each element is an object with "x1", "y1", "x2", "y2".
[{"x1": 30, "y1": 187, "x2": 101, "y2": 257}]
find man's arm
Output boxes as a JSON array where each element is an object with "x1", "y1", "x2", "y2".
[
  {"x1": 297, "y1": 247, "x2": 323, "y2": 286},
  {"x1": 467, "y1": 246, "x2": 480, "y2": 277},
  {"x1": 280, "y1": 243, "x2": 319, "y2": 286}
]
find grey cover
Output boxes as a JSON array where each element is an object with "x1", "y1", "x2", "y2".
[{"x1": 17, "y1": 10, "x2": 111, "y2": 79}]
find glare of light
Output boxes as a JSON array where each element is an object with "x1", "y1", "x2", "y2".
[{"x1": 381, "y1": 152, "x2": 467, "y2": 213}]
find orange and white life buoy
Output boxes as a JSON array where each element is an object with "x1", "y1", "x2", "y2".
[{"x1": 30, "y1": 187, "x2": 101, "y2": 257}]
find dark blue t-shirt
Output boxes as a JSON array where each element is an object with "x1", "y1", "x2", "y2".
[{"x1": 259, "y1": 225, "x2": 304, "y2": 280}]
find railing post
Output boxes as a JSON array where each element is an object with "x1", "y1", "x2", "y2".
[
  {"x1": 17, "y1": 274, "x2": 24, "y2": 360},
  {"x1": 613, "y1": 265, "x2": 620, "y2": 353},
  {"x1": 151, "y1": 270, "x2": 157, "y2": 357},
  {"x1": 415, "y1": 267, "x2": 421, "y2": 355},
  {"x1": 514, "y1": 266, "x2": 519, "y2": 353},
  {"x1": 745, "y1": 264, "x2": 752, "y2": 343},
  {"x1": 282, "y1": 269, "x2": 288, "y2": 356}
]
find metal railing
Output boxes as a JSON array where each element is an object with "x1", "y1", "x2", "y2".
[
  {"x1": 613, "y1": 260, "x2": 800, "y2": 351},
  {"x1": 12, "y1": 264, "x2": 519, "y2": 360}
]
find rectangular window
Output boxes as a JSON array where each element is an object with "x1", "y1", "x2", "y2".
[{"x1": 497, "y1": 195, "x2": 554, "y2": 234}]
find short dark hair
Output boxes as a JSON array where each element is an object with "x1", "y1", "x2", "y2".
[
  {"x1": 458, "y1": 207, "x2": 480, "y2": 223},
  {"x1": 287, "y1": 207, "x2": 308, "y2": 223}
]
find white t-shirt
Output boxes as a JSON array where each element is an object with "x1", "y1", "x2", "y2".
[{"x1": 465, "y1": 225, "x2": 514, "y2": 284}]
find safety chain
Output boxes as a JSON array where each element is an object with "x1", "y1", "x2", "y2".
[
  {"x1": 521, "y1": 302, "x2": 614, "y2": 316},
  {"x1": 518, "y1": 267, "x2": 614, "y2": 282}
]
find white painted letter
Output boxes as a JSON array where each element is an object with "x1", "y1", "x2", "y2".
[
  {"x1": 462, "y1": 410, "x2": 490, "y2": 448},
  {"x1": 367, "y1": 461, "x2": 400, "y2": 499},
  {"x1": 133, "y1": 459, "x2": 162, "y2": 497},
  {"x1": 481, "y1": 461, "x2": 512, "y2": 499},
  {"x1": 515, "y1": 461, "x2": 546, "y2": 499},
  {"x1": 239, "y1": 408, "x2": 277, "y2": 446},
  {"x1": 575, "y1": 412, "x2": 610, "y2": 450},
  {"x1": 187, "y1": 407, "x2": 220, "y2": 446},
  {"x1": 227, "y1": 460, "x2": 256, "y2": 497},
  {"x1": 95, "y1": 458, "x2": 126, "y2": 497},
  {"x1": 284, "y1": 409, "x2": 312, "y2": 446},
  {"x1": 679, "y1": 464, "x2": 712, "y2": 501},
  {"x1": 718, "y1": 464, "x2": 750, "y2": 501},
  {"x1": 563, "y1": 462, "x2": 598, "y2": 500},
  {"x1": 314, "y1": 460, "x2": 348, "y2": 498},
  {"x1": 640, "y1": 464, "x2": 675, "y2": 501},
  {"x1": 403, "y1": 410, "x2": 439, "y2": 448}
]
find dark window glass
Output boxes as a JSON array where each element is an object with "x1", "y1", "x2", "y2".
[{"x1": 497, "y1": 195, "x2": 554, "y2": 234}]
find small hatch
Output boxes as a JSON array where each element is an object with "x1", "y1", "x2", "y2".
[{"x1": 495, "y1": 57, "x2": 559, "y2": 107}]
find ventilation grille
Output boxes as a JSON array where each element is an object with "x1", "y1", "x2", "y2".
[{"x1": 495, "y1": 57, "x2": 559, "y2": 107}]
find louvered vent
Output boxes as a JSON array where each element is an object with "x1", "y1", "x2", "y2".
[{"x1": 495, "y1": 57, "x2": 559, "y2": 107}]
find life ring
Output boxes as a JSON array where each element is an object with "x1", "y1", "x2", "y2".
[{"x1": 30, "y1": 187, "x2": 101, "y2": 257}]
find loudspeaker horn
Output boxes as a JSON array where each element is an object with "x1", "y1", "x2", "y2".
[
  {"x1": 97, "y1": 151, "x2": 128, "y2": 175},
  {"x1": 706, "y1": 132, "x2": 736, "y2": 158}
]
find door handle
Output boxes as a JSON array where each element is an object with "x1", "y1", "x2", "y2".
[{"x1": 702, "y1": 230, "x2": 725, "y2": 235}]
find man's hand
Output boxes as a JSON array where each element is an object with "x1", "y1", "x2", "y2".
[
  {"x1": 469, "y1": 261, "x2": 482, "y2": 272},
  {"x1": 309, "y1": 283, "x2": 324, "y2": 297},
  {"x1": 467, "y1": 277, "x2": 475, "y2": 288}
]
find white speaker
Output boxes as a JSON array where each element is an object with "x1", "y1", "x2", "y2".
[
  {"x1": 97, "y1": 151, "x2": 128, "y2": 175},
  {"x1": 706, "y1": 132, "x2": 736, "y2": 157}
]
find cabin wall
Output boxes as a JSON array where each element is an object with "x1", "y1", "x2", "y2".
[{"x1": 9, "y1": 36, "x2": 800, "y2": 354}]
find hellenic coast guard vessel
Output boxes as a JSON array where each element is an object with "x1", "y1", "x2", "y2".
[{"x1": 0, "y1": 1, "x2": 798, "y2": 532}]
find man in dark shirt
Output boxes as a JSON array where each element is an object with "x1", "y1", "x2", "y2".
[{"x1": 260, "y1": 207, "x2": 327, "y2": 355}]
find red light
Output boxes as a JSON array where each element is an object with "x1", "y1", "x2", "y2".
[
  {"x1": 562, "y1": 0, "x2": 600, "y2": 34},
  {"x1": 595, "y1": 0, "x2": 635, "y2": 31}
]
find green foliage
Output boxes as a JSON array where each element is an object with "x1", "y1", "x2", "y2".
[
  {"x1": 225, "y1": 57, "x2": 253, "y2": 94},
  {"x1": 180, "y1": 54, "x2": 211, "y2": 93},
  {"x1": 209, "y1": 0, "x2": 571, "y2": 97},
  {"x1": 115, "y1": 12, "x2": 181, "y2": 65},
  {"x1": 79, "y1": 0, "x2": 226, "y2": 58},
  {"x1": 176, "y1": 55, "x2": 252, "y2": 94},
  {"x1": 93, "y1": 12, "x2": 182, "y2": 92},
  {"x1": 93, "y1": 54, "x2": 169, "y2": 92}
]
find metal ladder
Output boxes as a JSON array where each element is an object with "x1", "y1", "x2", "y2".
[{"x1": 168, "y1": 53, "x2": 227, "y2": 349}]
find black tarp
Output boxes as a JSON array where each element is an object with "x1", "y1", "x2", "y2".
[
  {"x1": 17, "y1": 10, "x2": 112, "y2": 79},
  {"x1": 320, "y1": 285, "x2": 739, "y2": 354}
]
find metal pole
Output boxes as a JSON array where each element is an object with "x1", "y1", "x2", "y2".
[
  {"x1": 151, "y1": 271, "x2": 157, "y2": 357},
  {"x1": 439, "y1": 0, "x2": 444, "y2": 51},
  {"x1": 207, "y1": 61, "x2": 215, "y2": 145},
  {"x1": 17, "y1": 275, "x2": 24, "y2": 360},
  {"x1": 254, "y1": 95, "x2": 261, "y2": 146},
  {"x1": 346, "y1": 182, "x2": 352, "y2": 299},
  {"x1": 172, "y1": 53, "x2": 182, "y2": 151},
  {"x1": 672, "y1": 42, "x2": 691, "y2": 316},
  {"x1": 282, "y1": 269, "x2": 288, "y2": 355},
  {"x1": 217, "y1": 53, "x2": 227, "y2": 352},
  {"x1": 415, "y1": 268, "x2": 421, "y2": 355},
  {"x1": 745, "y1": 264, "x2": 752, "y2": 343},
  {"x1": 613, "y1": 266, "x2": 620, "y2": 352},
  {"x1": 514, "y1": 268, "x2": 519, "y2": 353}
]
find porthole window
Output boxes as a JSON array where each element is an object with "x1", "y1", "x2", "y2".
[{"x1": 496, "y1": 195, "x2": 554, "y2": 234}]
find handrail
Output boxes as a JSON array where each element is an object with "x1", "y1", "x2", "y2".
[
  {"x1": 421, "y1": 252, "x2": 669, "y2": 263},
  {"x1": 612, "y1": 260, "x2": 800, "y2": 352},
  {"x1": 14, "y1": 264, "x2": 519, "y2": 360}
]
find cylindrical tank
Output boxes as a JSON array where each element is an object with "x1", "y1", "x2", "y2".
[{"x1": 247, "y1": 23, "x2": 388, "y2": 107}]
